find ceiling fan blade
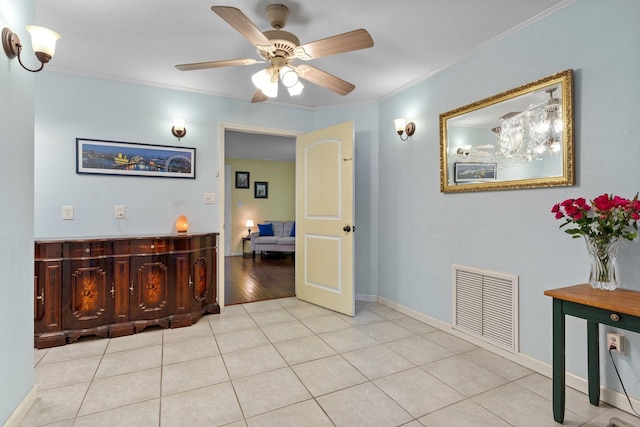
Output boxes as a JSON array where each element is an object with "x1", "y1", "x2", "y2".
[
  {"x1": 251, "y1": 89, "x2": 268, "y2": 103},
  {"x1": 175, "y1": 58, "x2": 259, "y2": 71},
  {"x1": 211, "y1": 6, "x2": 274, "y2": 53},
  {"x1": 294, "y1": 29, "x2": 374, "y2": 60},
  {"x1": 295, "y1": 65, "x2": 355, "y2": 96}
]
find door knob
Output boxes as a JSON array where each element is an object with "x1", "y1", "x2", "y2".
[{"x1": 343, "y1": 225, "x2": 351, "y2": 232}]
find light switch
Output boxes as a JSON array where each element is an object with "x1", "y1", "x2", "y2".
[{"x1": 62, "y1": 205, "x2": 74, "y2": 220}]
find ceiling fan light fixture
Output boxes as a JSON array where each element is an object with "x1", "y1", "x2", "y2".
[
  {"x1": 251, "y1": 68, "x2": 272, "y2": 90},
  {"x1": 279, "y1": 65, "x2": 299, "y2": 88},
  {"x1": 287, "y1": 80, "x2": 304, "y2": 96},
  {"x1": 262, "y1": 78, "x2": 278, "y2": 98}
]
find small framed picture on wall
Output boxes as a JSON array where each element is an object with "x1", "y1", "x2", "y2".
[
  {"x1": 235, "y1": 171, "x2": 250, "y2": 188},
  {"x1": 254, "y1": 182, "x2": 268, "y2": 198}
]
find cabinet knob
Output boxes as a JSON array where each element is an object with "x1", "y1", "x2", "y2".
[
  {"x1": 85, "y1": 248, "x2": 90, "y2": 253},
  {"x1": 110, "y1": 284, "x2": 115, "y2": 298},
  {"x1": 189, "y1": 275, "x2": 193, "y2": 288},
  {"x1": 610, "y1": 313, "x2": 620, "y2": 322},
  {"x1": 150, "y1": 244, "x2": 155, "y2": 250},
  {"x1": 129, "y1": 281, "x2": 135, "y2": 295}
]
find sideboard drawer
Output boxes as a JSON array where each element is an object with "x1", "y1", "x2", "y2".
[
  {"x1": 129, "y1": 239, "x2": 171, "y2": 254},
  {"x1": 64, "y1": 241, "x2": 110, "y2": 258}
]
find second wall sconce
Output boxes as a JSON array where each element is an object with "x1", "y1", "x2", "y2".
[
  {"x1": 456, "y1": 145, "x2": 472, "y2": 158},
  {"x1": 171, "y1": 118, "x2": 186, "y2": 140},
  {"x1": 2, "y1": 25, "x2": 60, "y2": 73},
  {"x1": 394, "y1": 118, "x2": 416, "y2": 141}
]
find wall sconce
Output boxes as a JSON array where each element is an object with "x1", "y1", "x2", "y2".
[
  {"x1": 245, "y1": 220, "x2": 254, "y2": 237},
  {"x1": 394, "y1": 118, "x2": 416, "y2": 141},
  {"x1": 171, "y1": 118, "x2": 186, "y2": 140},
  {"x1": 175, "y1": 215, "x2": 188, "y2": 233},
  {"x1": 2, "y1": 25, "x2": 60, "y2": 73},
  {"x1": 456, "y1": 145, "x2": 472, "y2": 158}
]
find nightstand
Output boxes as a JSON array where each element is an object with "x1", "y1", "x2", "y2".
[{"x1": 241, "y1": 235, "x2": 251, "y2": 257}]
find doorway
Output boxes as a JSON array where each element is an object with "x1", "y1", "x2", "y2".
[{"x1": 220, "y1": 124, "x2": 299, "y2": 307}]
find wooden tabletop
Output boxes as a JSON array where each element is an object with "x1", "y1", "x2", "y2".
[{"x1": 544, "y1": 284, "x2": 640, "y2": 317}]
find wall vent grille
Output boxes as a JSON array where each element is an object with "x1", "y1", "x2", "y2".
[{"x1": 452, "y1": 264, "x2": 518, "y2": 352}]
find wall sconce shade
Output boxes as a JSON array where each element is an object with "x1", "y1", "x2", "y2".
[
  {"x1": 245, "y1": 220, "x2": 254, "y2": 236},
  {"x1": 2, "y1": 25, "x2": 60, "y2": 73},
  {"x1": 176, "y1": 215, "x2": 188, "y2": 233},
  {"x1": 456, "y1": 145, "x2": 472, "y2": 158},
  {"x1": 171, "y1": 118, "x2": 186, "y2": 140},
  {"x1": 394, "y1": 118, "x2": 416, "y2": 141}
]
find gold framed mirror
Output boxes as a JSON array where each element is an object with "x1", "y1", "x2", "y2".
[{"x1": 440, "y1": 69, "x2": 574, "y2": 193}]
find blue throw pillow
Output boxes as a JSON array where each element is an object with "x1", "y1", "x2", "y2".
[
  {"x1": 290, "y1": 222, "x2": 296, "y2": 237},
  {"x1": 258, "y1": 223, "x2": 273, "y2": 236}
]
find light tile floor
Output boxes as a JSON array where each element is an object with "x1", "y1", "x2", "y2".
[{"x1": 23, "y1": 299, "x2": 639, "y2": 427}]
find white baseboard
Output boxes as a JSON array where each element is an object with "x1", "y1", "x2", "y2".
[
  {"x1": 376, "y1": 296, "x2": 640, "y2": 416},
  {"x1": 2, "y1": 385, "x2": 37, "y2": 427},
  {"x1": 355, "y1": 293, "x2": 377, "y2": 302}
]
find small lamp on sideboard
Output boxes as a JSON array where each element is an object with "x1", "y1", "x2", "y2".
[
  {"x1": 245, "y1": 220, "x2": 254, "y2": 237},
  {"x1": 176, "y1": 215, "x2": 188, "y2": 233}
]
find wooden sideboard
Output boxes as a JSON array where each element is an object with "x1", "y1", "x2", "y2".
[{"x1": 34, "y1": 232, "x2": 219, "y2": 348}]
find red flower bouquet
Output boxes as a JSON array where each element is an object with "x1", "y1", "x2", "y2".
[{"x1": 551, "y1": 193, "x2": 640, "y2": 290}]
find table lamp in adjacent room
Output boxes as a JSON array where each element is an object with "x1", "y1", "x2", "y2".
[{"x1": 245, "y1": 220, "x2": 254, "y2": 237}]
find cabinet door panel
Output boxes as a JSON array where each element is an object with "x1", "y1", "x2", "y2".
[
  {"x1": 35, "y1": 262, "x2": 62, "y2": 332},
  {"x1": 113, "y1": 258, "x2": 130, "y2": 322},
  {"x1": 63, "y1": 261, "x2": 113, "y2": 330},
  {"x1": 174, "y1": 254, "x2": 191, "y2": 314},
  {"x1": 192, "y1": 245, "x2": 217, "y2": 311},
  {"x1": 192, "y1": 256, "x2": 209, "y2": 305},
  {"x1": 130, "y1": 258, "x2": 170, "y2": 319}
]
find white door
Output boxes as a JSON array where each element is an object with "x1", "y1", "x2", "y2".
[{"x1": 295, "y1": 121, "x2": 355, "y2": 316}]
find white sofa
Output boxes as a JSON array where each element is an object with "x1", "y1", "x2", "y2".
[{"x1": 250, "y1": 220, "x2": 295, "y2": 258}]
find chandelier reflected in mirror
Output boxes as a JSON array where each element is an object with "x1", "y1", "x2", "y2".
[{"x1": 495, "y1": 88, "x2": 562, "y2": 161}]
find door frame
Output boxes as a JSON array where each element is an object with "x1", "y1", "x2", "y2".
[{"x1": 217, "y1": 122, "x2": 301, "y2": 308}]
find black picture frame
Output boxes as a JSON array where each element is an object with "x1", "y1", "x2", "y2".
[
  {"x1": 235, "y1": 171, "x2": 250, "y2": 188},
  {"x1": 76, "y1": 138, "x2": 196, "y2": 178},
  {"x1": 454, "y1": 162, "x2": 498, "y2": 183},
  {"x1": 254, "y1": 181, "x2": 268, "y2": 198}
]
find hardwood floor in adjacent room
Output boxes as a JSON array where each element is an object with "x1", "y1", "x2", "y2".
[{"x1": 224, "y1": 254, "x2": 295, "y2": 305}]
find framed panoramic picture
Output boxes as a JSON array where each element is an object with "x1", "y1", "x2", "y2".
[
  {"x1": 254, "y1": 181, "x2": 268, "y2": 198},
  {"x1": 454, "y1": 162, "x2": 497, "y2": 183},
  {"x1": 76, "y1": 138, "x2": 195, "y2": 178},
  {"x1": 235, "y1": 171, "x2": 250, "y2": 188}
]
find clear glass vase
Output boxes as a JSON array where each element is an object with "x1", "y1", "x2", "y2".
[{"x1": 584, "y1": 236, "x2": 620, "y2": 291}]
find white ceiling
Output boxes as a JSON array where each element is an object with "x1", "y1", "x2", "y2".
[{"x1": 34, "y1": 0, "x2": 571, "y2": 109}]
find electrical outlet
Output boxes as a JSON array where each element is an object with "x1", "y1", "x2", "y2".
[
  {"x1": 62, "y1": 205, "x2": 74, "y2": 220},
  {"x1": 607, "y1": 332, "x2": 624, "y2": 354},
  {"x1": 204, "y1": 193, "x2": 216, "y2": 204},
  {"x1": 115, "y1": 205, "x2": 126, "y2": 219}
]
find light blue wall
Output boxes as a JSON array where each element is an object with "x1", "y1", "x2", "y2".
[
  {"x1": 34, "y1": 73, "x2": 314, "y2": 238},
  {"x1": 378, "y1": 0, "x2": 640, "y2": 398},
  {"x1": 0, "y1": 0, "x2": 36, "y2": 423}
]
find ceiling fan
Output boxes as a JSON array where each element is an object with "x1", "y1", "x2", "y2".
[{"x1": 175, "y1": 4, "x2": 374, "y2": 103}]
